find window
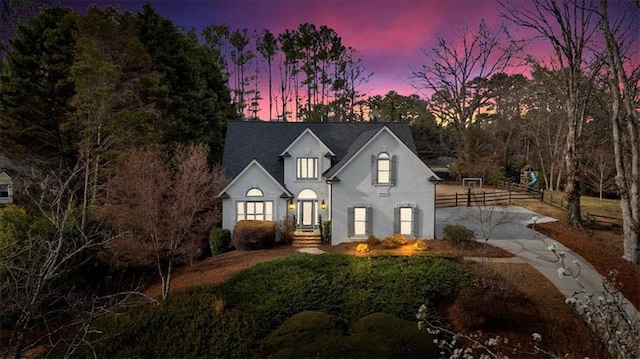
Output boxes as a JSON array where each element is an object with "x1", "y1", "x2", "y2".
[
  {"x1": 371, "y1": 153, "x2": 396, "y2": 185},
  {"x1": 394, "y1": 206, "x2": 419, "y2": 237},
  {"x1": 0, "y1": 184, "x2": 8, "y2": 198},
  {"x1": 377, "y1": 153, "x2": 391, "y2": 184},
  {"x1": 297, "y1": 157, "x2": 318, "y2": 180},
  {"x1": 348, "y1": 206, "x2": 372, "y2": 237},
  {"x1": 237, "y1": 201, "x2": 273, "y2": 221},
  {"x1": 236, "y1": 187, "x2": 273, "y2": 222}
]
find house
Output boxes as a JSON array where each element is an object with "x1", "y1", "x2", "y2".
[
  {"x1": 0, "y1": 153, "x2": 13, "y2": 205},
  {"x1": 219, "y1": 121, "x2": 441, "y2": 245}
]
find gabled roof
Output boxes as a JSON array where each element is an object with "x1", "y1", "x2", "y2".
[
  {"x1": 218, "y1": 159, "x2": 292, "y2": 197},
  {"x1": 221, "y1": 121, "x2": 417, "y2": 187},
  {"x1": 279, "y1": 128, "x2": 335, "y2": 157}
]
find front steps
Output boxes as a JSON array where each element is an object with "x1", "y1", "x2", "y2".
[{"x1": 292, "y1": 231, "x2": 322, "y2": 247}]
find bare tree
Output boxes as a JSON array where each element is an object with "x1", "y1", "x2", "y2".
[
  {"x1": 0, "y1": 165, "x2": 147, "y2": 359},
  {"x1": 412, "y1": 19, "x2": 519, "y2": 169},
  {"x1": 101, "y1": 144, "x2": 226, "y2": 299},
  {"x1": 597, "y1": 0, "x2": 640, "y2": 263},
  {"x1": 583, "y1": 145, "x2": 617, "y2": 200},
  {"x1": 499, "y1": 0, "x2": 603, "y2": 227}
]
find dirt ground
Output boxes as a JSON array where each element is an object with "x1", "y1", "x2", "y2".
[{"x1": 143, "y1": 182, "x2": 637, "y2": 357}]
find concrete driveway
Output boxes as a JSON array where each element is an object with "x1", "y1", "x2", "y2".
[{"x1": 435, "y1": 205, "x2": 639, "y2": 321}]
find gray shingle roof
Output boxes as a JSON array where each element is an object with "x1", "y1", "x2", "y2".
[{"x1": 221, "y1": 121, "x2": 417, "y2": 186}]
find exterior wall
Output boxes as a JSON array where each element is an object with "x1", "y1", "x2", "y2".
[
  {"x1": 282, "y1": 131, "x2": 331, "y2": 227},
  {"x1": 0, "y1": 172, "x2": 12, "y2": 205},
  {"x1": 221, "y1": 163, "x2": 287, "y2": 231},
  {"x1": 330, "y1": 130, "x2": 437, "y2": 244}
]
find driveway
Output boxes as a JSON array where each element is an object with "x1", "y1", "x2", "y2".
[{"x1": 435, "y1": 205, "x2": 639, "y2": 321}]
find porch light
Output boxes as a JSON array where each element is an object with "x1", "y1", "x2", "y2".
[
  {"x1": 289, "y1": 202, "x2": 295, "y2": 210},
  {"x1": 321, "y1": 200, "x2": 327, "y2": 210}
]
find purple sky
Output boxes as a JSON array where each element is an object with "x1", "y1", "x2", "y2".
[
  {"x1": 52, "y1": 0, "x2": 510, "y2": 97},
  {"x1": 45, "y1": 0, "x2": 637, "y2": 119}
]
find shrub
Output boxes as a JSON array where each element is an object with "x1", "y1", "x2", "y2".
[
  {"x1": 356, "y1": 243, "x2": 369, "y2": 253},
  {"x1": 442, "y1": 224, "x2": 476, "y2": 248},
  {"x1": 232, "y1": 220, "x2": 276, "y2": 251},
  {"x1": 366, "y1": 235, "x2": 380, "y2": 246},
  {"x1": 209, "y1": 228, "x2": 231, "y2": 256},
  {"x1": 380, "y1": 237, "x2": 397, "y2": 249},
  {"x1": 321, "y1": 220, "x2": 331, "y2": 244},
  {"x1": 392, "y1": 233, "x2": 407, "y2": 245},
  {"x1": 414, "y1": 240, "x2": 428, "y2": 251},
  {"x1": 277, "y1": 217, "x2": 296, "y2": 245}
]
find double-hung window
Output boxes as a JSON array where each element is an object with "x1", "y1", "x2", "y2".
[
  {"x1": 348, "y1": 206, "x2": 372, "y2": 237},
  {"x1": 0, "y1": 184, "x2": 8, "y2": 198},
  {"x1": 296, "y1": 157, "x2": 318, "y2": 180},
  {"x1": 371, "y1": 152, "x2": 396, "y2": 185},
  {"x1": 394, "y1": 205, "x2": 419, "y2": 237}
]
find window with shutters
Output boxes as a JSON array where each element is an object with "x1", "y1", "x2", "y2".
[
  {"x1": 348, "y1": 206, "x2": 372, "y2": 237},
  {"x1": 394, "y1": 205, "x2": 419, "y2": 237},
  {"x1": 371, "y1": 152, "x2": 396, "y2": 186}
]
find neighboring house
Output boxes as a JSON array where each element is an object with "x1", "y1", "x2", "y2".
[
  {"x1": 0, "y1": 154, "x2": 13, "y2": 205},
  {"x1": 219, "y1": 121, "x2": 441, "y2": 245}
]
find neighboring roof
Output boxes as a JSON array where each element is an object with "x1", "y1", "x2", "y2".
[
  {"x1": 221, "y1": 121, "x2": 417, "y2": 187},
  {"x1": 0, "y1": 153, "x2": 11, "y2": 168}
]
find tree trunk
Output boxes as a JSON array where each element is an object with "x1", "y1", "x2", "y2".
[{"x1": 564, "y1": 103, "x2": 582, "y2": 227}]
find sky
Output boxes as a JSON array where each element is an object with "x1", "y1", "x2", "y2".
[
  {"x1": 49, "y1": 0, "x2": 510, "y2": 96},
  {"x1": 44, "y1": 0, "x2": 638, "y2": 119}
]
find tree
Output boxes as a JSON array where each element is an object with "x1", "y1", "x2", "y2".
[
  {"x1": 0, "y1": 0, "x2": 36, "y2": 65},
  {"x1": 412, "y1": 20, "x2": 519, "y2": 173},
  {"x1": 256, "y1": 29, "x2": 277, "y2": 121},
  {"x1": 0, "y1": 165, "x2": 144, "y2": 358},
  {"x1": 597, "y1": 0, "x2": 640, "y2": 262},
  {"x1": 136, "y1": 4, "x2": 236, "y2": 160},
  {"x1": 101, "y1": 144, "x2": 227, "y2": 300},
  {"x1": 70, "y1": 6, "x2": 163, "y2": 230},
  {"x1": 0, "y1": 6, "x2": 78, "y2": 168},
  {"x1": 499, "y1": 0, "x2": 603, "y2": 227}
]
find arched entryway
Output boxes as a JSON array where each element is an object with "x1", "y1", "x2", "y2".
[{"x1": 297, "y1": 189, "x2": 318, "y2": 230}]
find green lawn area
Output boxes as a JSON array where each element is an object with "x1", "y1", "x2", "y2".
[
  {"x1": 544, "y1": 190, "x2": 622, "y2": 219},
  {"x1": 90, "y1": 254, "x2": 472, "y2": 358}
]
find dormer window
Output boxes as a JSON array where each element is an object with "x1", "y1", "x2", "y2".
[
  {"x1": 296, "y1": 157, "x2": 318, "y2": 180},
  {"x1": 371, "y1": 152, "x2": 396, "y2": 186}
]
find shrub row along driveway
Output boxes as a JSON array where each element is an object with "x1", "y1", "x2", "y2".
[{"x1": 436, "y1": 205, "x2": 639, "y2": 321}]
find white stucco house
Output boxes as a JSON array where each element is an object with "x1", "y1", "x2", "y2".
[
  {"x1": 218, "y1": 121, "x2": 441, "y2": 245},
  {"x1": 0, "y1": 154, "x2": 13, "y2": 205}
]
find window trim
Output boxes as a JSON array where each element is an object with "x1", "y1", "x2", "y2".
[
  {"x1": 236, "y1": 200, "x2": 273, "y2": 222},
  {"x1": 347, "y1": 205, "x2": 373, "y2": 237},
  {"x1": 296, "y1": 157, "x2": 319, "y2": 180},
  {"x1": 394, "y1": 205, "x2": 419, "y2": 238},
  {"x1": 371, "y1": 153, "x2": 397, "y2": 186},
  {"x1": 0, "y1": 184, "x2": 9, "y2": 198}
]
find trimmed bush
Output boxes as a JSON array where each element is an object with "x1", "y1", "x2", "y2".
[
  {"x1": 209, "y1": 228, "x2": 231, "y2": 256},
  {"x1": 366, "y1": 235, "x2": 380, "y2": 246},
  {"x1": 443, "y1": 224, "x2": 476, "y2": 248},
  {"x1": 380, "y1": 237, "x2": 397, "y2": 249},
  {"x1": 321, "y1": 219, "x2": 331, "y2": 244},
  {"x1": 233, "y1": 220, "x2": 276, "y2": 251},
  {"x1": 392, "y1": 233, "x2": 407, "y2": 245},
  {"x1": 414, "y1": 240, "x2": 429, "y2": 251}
]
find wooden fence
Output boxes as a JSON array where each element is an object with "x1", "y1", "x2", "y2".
[{"x1": 435, "y1": 182, "x2": 542, "y2": 208}]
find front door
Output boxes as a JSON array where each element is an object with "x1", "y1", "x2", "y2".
[{"x1": 299, "y1": 200, "x2": 316, "y2": 230}]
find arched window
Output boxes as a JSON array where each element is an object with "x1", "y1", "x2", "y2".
[
  {"x1": 377, "y1": 152, "x2": 391, "y2": 184},
  {"x1": 246, "y1": 188, "x2": 263, "y2": 197},
  {"x1": 298, "y1": 189, "x2": 317, "y2": 199},
  {"x1": 237, "y1": 187, "x2": 272, "y2": 222}
]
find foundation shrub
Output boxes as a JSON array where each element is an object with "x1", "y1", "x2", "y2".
[
  {"x1": 233, "y1": 220, "x2": 276, "y2": 250},
  {"x1": 414, "y1": 240, "x2": 429, "y2": 251},
  {"x1": 392, "y1": 233, "x2": 407, "y2": 245},
  {"x1": 321, "y1": 220, "x2": 331, "y2": 244},
  {"x1": 209, "y1": 228, "x2": 231, "y2": 256},
  {"x1": 380, "y1": 237, "x2": 397, "y2": 249},
  {"x1": 366, "y1": 234, "x2": 380, "y2": 246},
  {"x1": 442, "y1": 224, "x2": 476, "y2": 248},
  {"x1": 277, "y1": 217, "x2": 296, "y2": 245}
]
